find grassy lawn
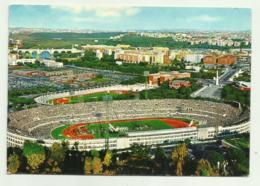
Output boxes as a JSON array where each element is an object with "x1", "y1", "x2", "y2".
[
  {"x1": 225, "y1": 137, "x2": 250, "y2": 149},
  {"x1": 51, "y1": 125, "x2": 71, "y2": 140},
  {"x1": 51, "y1": 119, "x2": 175, "y2": 139},
  {"x1": 51, "y1": 91, "x2": 136, "y2": 104},
  {"x1": 113, "y1": 120, "x2": 173, "y2": 131},
  {"x1": 87, "y1": 120, "x2": 173, "y2": 138},
  {"x1": 87, "y1": 124, "x2": 123, "y2": 138},
  {"x1": 69, "y1": 92, "x2": 118, "y2": 103}
]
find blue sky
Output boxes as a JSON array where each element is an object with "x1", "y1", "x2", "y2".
[{"x1": 9, "y1": 5, "x2": 251, "y2": 31}]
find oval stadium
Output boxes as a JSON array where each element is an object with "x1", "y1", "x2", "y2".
[{"x1": 7, "y1": 98, "x2": 250, "y2": 151}]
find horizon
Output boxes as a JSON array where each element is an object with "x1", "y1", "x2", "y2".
[
  {"x1": 9, "y1": 5, "x2": 251, "y2": 32},
  {"x1": 9, "y1": 26, "x2": 251, "y2": 33}
]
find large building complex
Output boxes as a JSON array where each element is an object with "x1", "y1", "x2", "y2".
[
  {"x1": 184, "y1": 53, "x2": 204, "y2": 63},
  {"x1": 115, "y1": 47, "x2": 170, "y2": 65},
  {"x1": 203, "y1": 54, "x2": 237, "y2": 65},
  {"x1": 148, "y1": 71, "x2": 191, "y2": 85}
]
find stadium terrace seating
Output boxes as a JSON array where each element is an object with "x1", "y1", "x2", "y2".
[{"x1": 8, "y1": 99, "x2": 244, "y2": 139}]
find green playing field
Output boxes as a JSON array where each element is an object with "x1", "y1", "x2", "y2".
[
  {"x1": 51, "y1": 124, "x2": 71, "y2": 140},
  {"x1": 69, "y1": 92, "x2": 118, "y2": 103},
  {"x1": 89, "y1": 120, "x2": 173, "y2": 132},
  {"x1": 51, "y1": 119, "x2": 174, "y2": 140}
]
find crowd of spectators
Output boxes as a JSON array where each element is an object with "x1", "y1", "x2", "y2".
[{"x1": 8, "y1": 99, "x2": 245, "y2": 139}]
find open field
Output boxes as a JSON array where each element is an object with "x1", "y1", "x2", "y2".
[
  {"x1": 69, "y1": 92, "x2": 118, "y2": 103},
  {"x1": 225, "y1": 136, "x2": 250, "y2": 150},
  {"x1": 51, "y1": 118, "x2": 190, "y2": 140},
  {"x1": 52, "y1": 91, "x2": 134, "y2": 104},
  {"x1": 51, "y1": 124, "x2": 70, "y2": 140}
]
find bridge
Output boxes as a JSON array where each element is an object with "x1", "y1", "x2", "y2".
[{"x1": 16, "y1": 48, "x2": 83, "y2": 55}]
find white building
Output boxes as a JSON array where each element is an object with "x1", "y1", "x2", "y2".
[
  {"x1": 185, "y1": 65, "x2": 202, "y2": 72},
  {"x1": 7, "y1": 121, "x2": 250, "y2": 151},
  {"x1": 104, "y1": 49, "x2": 112, "y2": 55},
  {"x1": 115, "y1": 61, "x2": 123, "y2": 65},
  {"x1": 40, "y1": 59, "x2": 63, "y2": 68},
  {"x1": 96, "y1": 50, "x2": 103, "y2": 60},
  {"x1": 9, "y1": 58, "x2": 37, "y2": 66},
  {"x1": 8, "y1": 54, "x2": 18, "y2": 65},
  {"x1": 184, "y1": 54, "x2": 204, "y2": 63}
]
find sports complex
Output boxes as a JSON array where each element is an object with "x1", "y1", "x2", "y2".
[{"x1": 7, "y1": 84, "x2": 250, "y2": 151}]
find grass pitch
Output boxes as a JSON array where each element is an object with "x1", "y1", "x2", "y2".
[
  {"x1": 51, "y1": 124, "x2": 71, "y2": 140},
  {"x1": 69, "y1": 92, "x2": 118, "y2": 103},
  {"x1": 51, "y1": 119, "x2": 181, "y2": 140},
  {"x1": 87, "y1": 120, "x2": 173, "y2": 138},
  {"x1": 52, "y1": 92, "x2": 134, "y2": 104}
]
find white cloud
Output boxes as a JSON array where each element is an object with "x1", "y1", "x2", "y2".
[
  {"x1": 72, "y1": 17, "x2": 118, "y2": 23},
  {"x1": 50, "y1": 5, "x2": 140, "y2": 17},
  {"x1": 190, "y1": 15, "x2": 222, "y2": 22}
]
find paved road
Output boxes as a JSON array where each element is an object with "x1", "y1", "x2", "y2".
[
  {"x1": 193, "y1": 85, "x2": 222, "y2": 100},
  {"x1": 192, "y1": 67, "x2": 239, "y2": 100},
  {"x1": 219, "y1": 67, "x2": 238, "y2": 84},
  {"x1": 65, "y1": 65, "x2": 137, "y2": 81}
]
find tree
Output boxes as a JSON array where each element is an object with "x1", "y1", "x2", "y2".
[
  {"x1": 122, "y1": 144, "x2": 156, "y2": 175},
  {"x1": 26, "y1": 153, "x2": 46, "y2": 172},
  {"x1": 154, "y1": 146, "x2": 168, "y2": 174},
  {"x1": 205, "y1": 150, "x2": 224, "y2": 167},
  {"x1": 184, "y1": 138, "x2": 191, "y2": 146},
  {"x1": 43, "y1": 142, "x2": 68, "y2": 174},
  {"x1": 225, "y1": 148, "x2": 249, "y2": 176},
  {"x1": 61, "y1": 141, "x2": 69, "y2": 151},
  {"x1": 23, "y1": 141, "x2": 46, "y2": 173},
  {"x1": 92, "y1": 157, "x2": 103, "y2": 174},
  {"x1": 7, "y1": 154, "x2": 20, "y2": 174},
  {"x1": 72, "y1": 142, "x2": 79, "y2": 151},
  {"x1": 103, "y1": 150, "x2": 112, "y2": 167},
  {"x1": 82, "y1": 50, "x2": 99, "y2": 62},
  {"x1": 84, "y1": 157, "x2": 92, "y2": 175},
  {"x1": 171, "y1": 143, "x2": 188, "y2": 176},
  {"x1": 50, "y1": 142, "x2": 66, "y2": 163},
  {"x1": 195, "y1": 159, "x2": 219, "y2": 176},
  {"x1": 44, "y1": 158, "x2": 62, "y2": 174},
  {"x1": 183, "y1": 157, "x2": 197, "y2": 176},
  {"x1": 91, "y1": 149, "x2": 100, "y2": 158}
]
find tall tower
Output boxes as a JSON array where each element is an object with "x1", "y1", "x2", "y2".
[
  {"x1": 144, "y1": 71, "x2": 150, "y2": 99},
  {"x1": 102, "y1": 95, "x2": 113, "y2": 150},
  {"x1": 216, "y1": 69, "x2": 219, "y2": 86}
]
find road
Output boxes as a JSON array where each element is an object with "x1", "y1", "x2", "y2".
[
  {"x1": 65, "y1": 65, "x2": 136, "y2": 81},
  {"x1": 219, "y1": 67, "x2": 238, "y2": 84},
  {"x1": 192, "y1": 67, "x2": 239, "y2": 100}
]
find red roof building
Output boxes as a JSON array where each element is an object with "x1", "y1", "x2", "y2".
[
  {"x1": 169, "y1": 80, "x2": 191, "y2": 89},
  {"x1": 148, "y1": 71, "x2": 191, "y2": 85}
]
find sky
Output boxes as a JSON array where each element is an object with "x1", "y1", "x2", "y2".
[{"x1": 9, "y1": 5, "x2": 251, "y2": 31}]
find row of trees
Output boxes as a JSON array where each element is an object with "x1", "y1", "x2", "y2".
[
  {"x1": 8, "y1": 86, "x2": 65, "y2": 111},
  {"x1": 221, "y1": 84, "x2": 250, "y2": 106},
  {"x1": 11, "y1": 32, "x2": 250, "y2": 50},
  {"x1": 106, "y1": 35, "x2": 250, "y2": 50},
  {"x1": 66, "y1": 51, "x2": 188, "y2": 75},
  {"x1": 67, "y1": 57, "x2": 160, "y2": 76},
  {"x1": 233, "y1": 72, "x2": 250, "y2": 82},
  {"x1": 7, "y1": 134, "x2": 249, "y2": 176},
  {"x1": 139, "y1": 80, "x2": 202, "y2": 100}
]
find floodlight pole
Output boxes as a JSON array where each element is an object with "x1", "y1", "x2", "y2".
[
  {"x1": 215, "y1": 63, "x2": 219, "y2": 137},
  {"x1": 144, "y1": 71, "x2": 149, "y2": 100},
  {"x1": 102, "y1": 94, "x2": 113, "y2": 150}
]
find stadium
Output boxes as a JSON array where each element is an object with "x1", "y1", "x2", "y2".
[
  {"x1": 34, "y1": 84, "x2": 155, "y2": 105},
  {"x1": 7, "y1": 96, "x2": 250, "y2": 151}
]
